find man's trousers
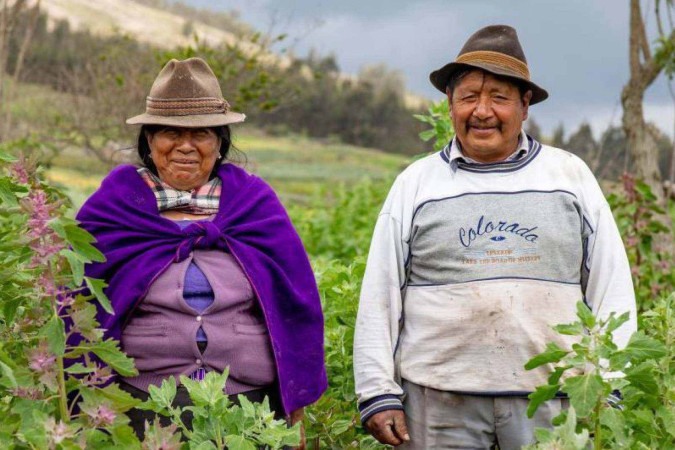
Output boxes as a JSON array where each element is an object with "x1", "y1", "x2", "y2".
[{"x1": 397, "y1": 379, "x2": 568, "y2": 449}]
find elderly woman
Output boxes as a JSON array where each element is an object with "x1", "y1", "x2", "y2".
[{"x1": 76, "y1": 58, "x2": 326, "y2": 443}]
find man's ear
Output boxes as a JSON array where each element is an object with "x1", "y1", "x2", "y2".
[{"x1": 522, "y1": 90, "x2": 533, "y2": 120}]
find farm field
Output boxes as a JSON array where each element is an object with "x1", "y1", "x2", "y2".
[{"x1": 45, "y1": 129, "x2": 408, "y2": 210}]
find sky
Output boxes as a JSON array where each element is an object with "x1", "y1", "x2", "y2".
[{"x1": 183, "y1": 0, "x2": 674, "y2": 139}]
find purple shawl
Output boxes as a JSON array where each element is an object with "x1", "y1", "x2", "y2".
[{"x1": 76, "y1": 164, "x2": 326, "y2": 413}]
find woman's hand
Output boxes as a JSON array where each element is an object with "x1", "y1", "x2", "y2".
[{"x1": 289, "y1": 407, "x2": 305, "y2": 450}]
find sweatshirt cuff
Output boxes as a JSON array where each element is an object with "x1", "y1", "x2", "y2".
[{"x1": 358, "y1": 394, "x2": 404, "y2": 424}]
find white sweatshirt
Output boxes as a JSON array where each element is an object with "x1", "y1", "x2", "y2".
[{"x1": 354, "y1": 133, "x2": 637, "y2": 422}]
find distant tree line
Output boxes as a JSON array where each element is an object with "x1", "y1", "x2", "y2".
[
  {"x1": 1, "y1": 7, "x2": 428, "y2": 158},
  {"x1": 527, "y1": 118, "x2": 672, "y2": 181}
]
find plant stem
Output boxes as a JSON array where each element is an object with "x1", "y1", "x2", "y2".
[
  {"x1": 56, "y1": 354, "x2": 69, "y2": 422},
  {"x1": 594, "y1": 401, "x2": 602, "y2": 450}
]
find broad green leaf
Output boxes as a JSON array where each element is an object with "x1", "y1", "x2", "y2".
[
  {"x1": 42, "y1": 315, "x2": 66, "y2": 356},
  {"x1": 600, "y1": 407, "x2": 630, "y2": 447},
  {"x1": 110, "y1": 424, "x2": 141, "y2": 449},
  {"x1": 656, "y1": 406, "x2": 675, "y2": 438},
  {"x1": 64, "y1": 363, "x2": 95, "y2": 374},
  {"x1": 51, "y1": 219, "x2": 105, "y2": 263},
  {"x1": 547, "y1": 366, "x2": 570, "y2": 385},
  {"x1": 576, "y1": 301, "x2": 595, "y2": 329},
  {"x1": 623, "y1": 332, "x2": 667, "y2": 362},
  {"x1": 625, "y1": 361, "x2": 659, "y2": 394},
  {"x1": 84, "y1": 277, "x2": 113, "y2": 315},
  {"x1": 554, "y1": 322, "x2": 584, "y2": 335},
  {"x1": 148, "y1": 377, "x2": 177, "y2": 410},
  {"x1": 0, "y1": 361, "x2": 17, "y2": 388},
  {"x1": 98, "y1": 384, "x2": 142, "y2": 412},
  {"x1": 524, "y1": 342, "x2": 569, "y2": 370},
  {"x1": 61, "y1": 249, "x2": 85, "y2": 286},
  {"x1": 224, "y1": 435, "x2": 256, "y2": 450},
  {"x1": 181, "y1": 370, "x2": 228, "y2": 408},
  {"x1": 0, "y1": 177, "x2": 19, "y2": 207},
  {"x1": 527, "y1": 384, "x2": 559, "y2": 418},
  {"x1": 89, "y1": 339, "x2": 137, "y2": 377},
  {"x1": 562, "y1": 373, "x2": 606, "y2": 418},
  {"x1": 605, "y1": 311, "x2": 630, "y2": 334}
]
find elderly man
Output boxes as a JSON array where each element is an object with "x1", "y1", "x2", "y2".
[{"x1": 353, "y1": 25, "x2": 637, "y2": 449}]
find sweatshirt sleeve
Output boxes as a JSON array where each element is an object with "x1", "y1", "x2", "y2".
[
  {"x1": 353, "y1": 178, "x2": 410, "y2": 423},
  {"x1": 579, "y1": 167, "x2": 637, "y2": 352}
]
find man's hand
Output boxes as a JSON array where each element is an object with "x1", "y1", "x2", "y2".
[{"x1": 365, "y1": 409, "x2": 410, "y2": 446}]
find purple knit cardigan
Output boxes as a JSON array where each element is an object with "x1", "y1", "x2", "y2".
[{"x1": 76, "y1": 164, "x2": 327, "y2": 414}]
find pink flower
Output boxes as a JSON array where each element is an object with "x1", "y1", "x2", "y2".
[
  {"x1": 85, "y1": 404, "x2": 117, "y2": 427},
  {"x1": 622, "y1": 173, "x2": 636, "y2": 202},
  {"x1": 630, "y1": 266, "x2": 640, "y2": 277},
  {"x1": 11, "y1": 161, "x2": 30, "y2": 184},
  {"x1": 44, "y1": 418, "x2": 77, "y2": 445},
  {"x1": 10, "y1": 386, "x2": 42, "y2": 400},
  {"x1": 28, "y1": 347, "x2": 56, "y2": 374}
]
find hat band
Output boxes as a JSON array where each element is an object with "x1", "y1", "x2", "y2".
[
  {"x1": 456, "y1": 50, "x2": 530, "y2": 80},
  {"x1": 146, "y1": 96, "x2": 230, "y2": 117}
]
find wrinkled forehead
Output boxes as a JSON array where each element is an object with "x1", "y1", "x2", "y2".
[{"x1": 454, "y1": 69, "x2": 522, "y2": 93}]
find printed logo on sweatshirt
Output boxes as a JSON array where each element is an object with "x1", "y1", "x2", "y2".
[{"x1": 459, "y1": 215, "x2": 539, "y2": 248}]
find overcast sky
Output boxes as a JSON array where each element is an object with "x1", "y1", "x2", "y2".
[{"x1": 184, "y1": 0, "x2": 674, "y2": 139}]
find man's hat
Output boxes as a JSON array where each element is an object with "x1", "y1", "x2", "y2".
[
  {"x1": 127, "y1": 57, "x2": 246, "y2": 127},
  {"x1": 429, "y1": 25, "x2": 548, "y2": 104}
]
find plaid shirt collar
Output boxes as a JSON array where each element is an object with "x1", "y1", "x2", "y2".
[{"x1": 137, "y1": 167, "x2": 221, "y2": 215}]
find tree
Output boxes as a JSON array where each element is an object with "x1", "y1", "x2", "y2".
[
  {"x1": 0, "y1": 0, "x2": 41, "y2": 141},
  {"x1": 621, "y1": 0, "x2": 674, "y2": 197},
  {"x1": 567, "y1": 122, "x2": 598, "y2": 167},
  {"x1": 525, "y1": 117, "x2": 542, "y2": 142}
]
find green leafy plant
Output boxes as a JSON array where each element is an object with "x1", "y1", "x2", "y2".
[
  {"x1": 0, "y1": 149, "x2": 145, "y2": 448},
  {"x1": 526, "y1": 294, "x2": 675, "y2": 449},
  {"x1": 304, "y1": 259, "x2": 385, "y2": 450},
  {"x1": 139, "y1": 370, "x2": 300, "y2": 449},
  {"x1": 607, "y1": 174, "x2": 673, "y2": 312},
  {"x1": 413, "y1": 98, "x2": 455, "y2": 151}
]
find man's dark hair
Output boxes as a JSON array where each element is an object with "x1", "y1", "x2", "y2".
[
  {"x1": 137, "y1": 125, "x2": 232, "y2": 179},
  {"x1": 445, "y1": 68, "x2": 531, "y2": 101}
]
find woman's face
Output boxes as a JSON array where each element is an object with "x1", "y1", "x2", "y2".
[{"x1": 147, "y1": 127, "x2": 221, "y2": 191}]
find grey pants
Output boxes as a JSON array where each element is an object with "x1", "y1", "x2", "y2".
[{"x1": 398, "y1": 380, "x2": 568, "y2": 450}]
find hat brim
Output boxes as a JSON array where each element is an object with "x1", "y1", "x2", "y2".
[
  {"x1": 430, "y1": 62, "x2": 548, "y2": 105},
  {"x1": 126, "y1": 111, "x2": 246, "y2": 127}
]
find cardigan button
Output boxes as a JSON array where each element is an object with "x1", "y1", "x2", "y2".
[
  {"x1": 196, "y1": 316, "x2": 202, "y2": 322},
  {"x1": 195, "y1": 359, "x2": 202, "y2": 365}
]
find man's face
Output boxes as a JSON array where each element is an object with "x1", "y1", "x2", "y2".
[{"x1": 448, "y1": 70, "x2": 532, "y2": 163}]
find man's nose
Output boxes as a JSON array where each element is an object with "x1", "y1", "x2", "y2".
[{"x1": 472, "y1": 97, "x2": 493, "y2": 119}]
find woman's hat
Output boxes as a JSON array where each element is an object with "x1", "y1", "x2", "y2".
[
  {"x1": 429, "y1": 25, "x2": 548, "y2": 104},
  {"x1": 126, "y1": 57, "x2": 246, "y2": 127}
]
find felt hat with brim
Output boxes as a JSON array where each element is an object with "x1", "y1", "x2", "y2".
[
  {"x1": 126, "y1": 57, "x2": 246, "y2": 127},
  {"x1": 430, "y1": 25, "x2": 548, "y2": 105}
]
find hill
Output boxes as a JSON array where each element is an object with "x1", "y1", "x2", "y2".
[{"x1": 40, "y1": 0, "x2": 236, "y2": 49}]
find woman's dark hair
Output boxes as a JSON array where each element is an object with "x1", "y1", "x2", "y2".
[{"x1": 137, "y1": 124, "x2": 233, "y2": 179}]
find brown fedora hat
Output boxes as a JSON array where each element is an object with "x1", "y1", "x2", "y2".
[
  {"x1": 127, "y1": 57, "x2": 246, "y2": 127},
  {"x1": 430, "y1": 25, "x2": 548, "y2": 104}
]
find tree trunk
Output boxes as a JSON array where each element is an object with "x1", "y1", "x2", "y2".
[{"x1": 621, "y1": 0, "x2": 671, "y2": 198}]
